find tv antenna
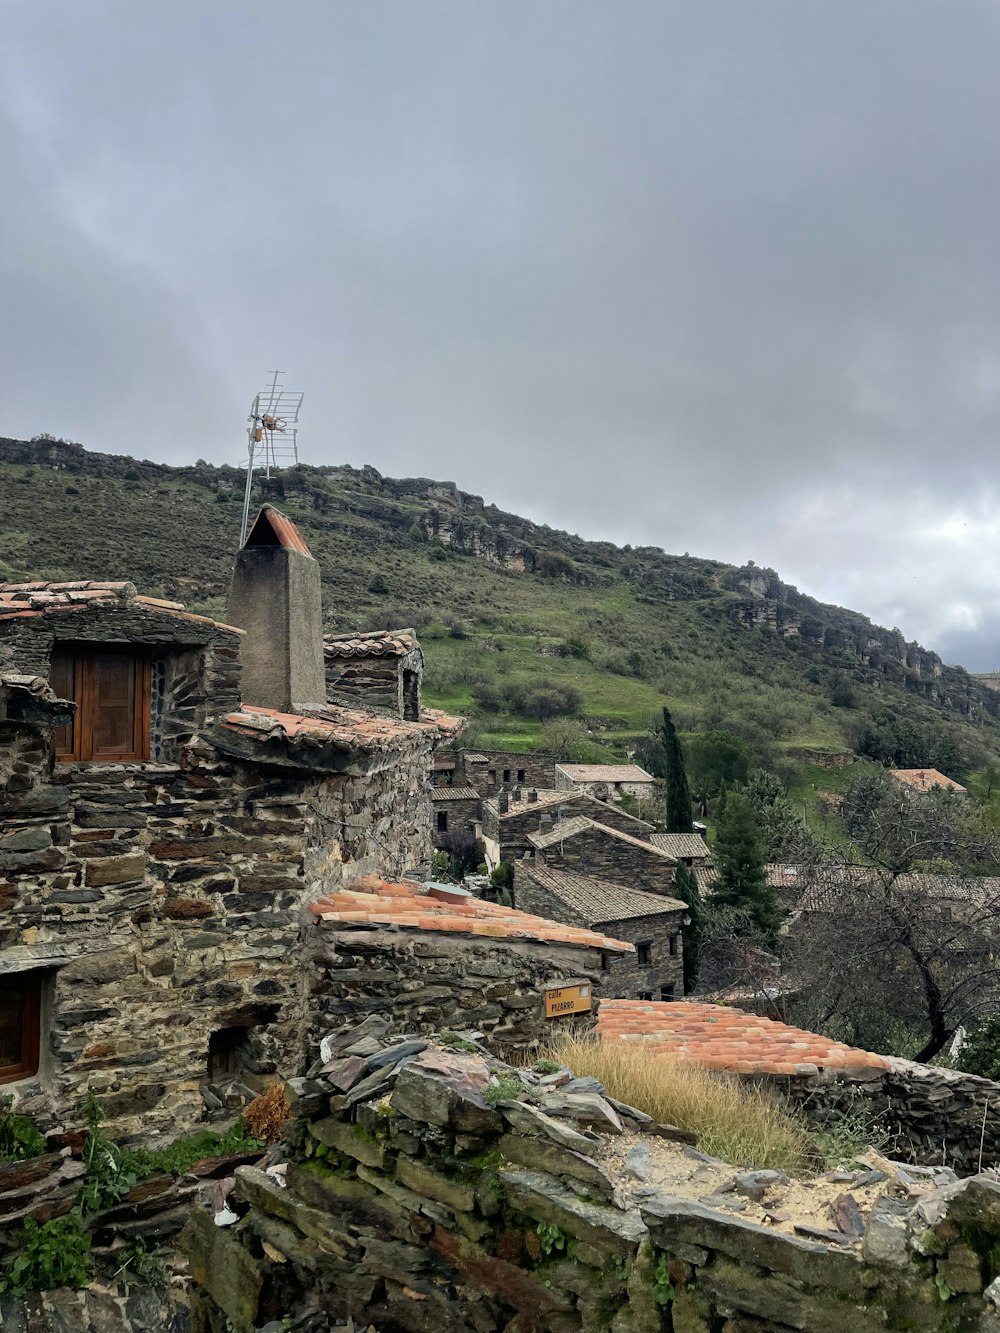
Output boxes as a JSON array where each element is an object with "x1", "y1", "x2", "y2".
[{"x1": 239, "y1": 371, "x2": 305, "y2": 546}]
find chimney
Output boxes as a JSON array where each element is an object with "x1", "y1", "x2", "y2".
[
  {"x1": 527, "y1": 788, "x2": 538, "y2": 803},
  {"x1": 226, "y1": 505, "x2": 326, "y2": 712},
  {"x1": 497, "y1": 790, "x2": 509, "y2": 814},
  {"x1": 513, "y1": 786, "x2": 522, "y2": 803}
]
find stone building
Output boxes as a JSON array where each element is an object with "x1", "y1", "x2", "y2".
[
  {"x1": 447, "y1": 748, "x2": 558, "y2": 792},
  {"x1": 430, "y1": 786, "x2": 482, "y2": 849},
  {"x1": 554, "y1": 762, "x2": 657, "y2": 801},
  {"x1": 480, "y1": 789, "x2": 654, "y2": 869},
  {"x1": 0, "y1": 505, "x2": 458, "y2": 1138},
  {"x1": 324, "y1": 629, "x2": 423, "y2": 721},
  {"x1": 527, "y1": 816, "x2": 678, "y2": 896},
  {"x1": 514, "y1": 862, "x2": 686, "y2": 1001},
  {"x1": 648, "y1": 831, "x2": 711, "y2": 866},
  {"x1": 306, "y1": 873, "x2": 632, "y2": 1054}
]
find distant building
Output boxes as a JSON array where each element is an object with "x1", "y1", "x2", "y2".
[
  {"x1": 649, "y1": 832, "x2": 711, "y2": 867},
  {"x1": 527, "y1": 816, "x2": 677, "y2": 897},
  {"x1": 554, "y1": 763, "x2": 657, "y2": 800},
  {"x1": 890, "y1": 768, "x2": 967, "y2": 795},
  {"x1": 480, "y1": 789, "x2": 654, "y2": 869},
  {"x1": 515, "y1": 862, "x2": 686, "y2": 1002}
]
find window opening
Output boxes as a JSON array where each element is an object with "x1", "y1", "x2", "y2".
[
  {"x1": 436, "y1": 811, "x2": 448, "y2": 832},
  {"x1": 51, "y1": 645, "x2": 151, "y2": 763},
  {"x1": 208, "y1": 1027, "x2": 251, "y2": 1081},
  {"x1": 600, "y1": 951, "x2": 611, "y2": 972},
  {"x1": 669, "y1": 935, "x2": 679, "y2": 957},
  {"x1": 660, "y1": 985, "x2": 676, "y2": 1002},
  {"x1": 517, "y1": 769, "x2": 526, "y2": 783},
  {"x1": 402, "y1": 668, "x2": 420, "y2": 721},
  {"x1": 503, "y1": 769, "x2": 511, "y2": 783},
  {"x1": 0, "y1": 972, "x2": 41, "y2": 1085},
  {"x1": 637, "y1": 942, "x2": 652, "y2": 966}
]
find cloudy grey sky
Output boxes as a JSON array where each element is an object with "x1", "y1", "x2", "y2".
[{"x1": 3, "y1": 2, "x2": 1000, "y2": 667}]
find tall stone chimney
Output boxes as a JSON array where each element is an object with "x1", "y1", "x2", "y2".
[{"x1": 227, "y1": 505, "x2": 326, "y2": 713}]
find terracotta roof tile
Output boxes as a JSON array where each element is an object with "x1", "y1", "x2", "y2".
[
  {"x1": 890, "y1": 768, "x2": 967, "y2": 794},
  {"x1": 597, "y1": 999, "x2": 889, "y2": 1075},
  {"x1": 218, "y1": 702, "x2": 463, "y2": 756},
  {"x1": 324, "y1": 629, "x2": 419, "y2": 659},
  {"x1": 0, "y1": 581, "x2": 244, "y2": 636},
  {"x1": 244, "y1": 505, "x2": 313, "y2": 556},
  {"x1": 309, "y1": 875, "x2": 634, "y2": 952}
]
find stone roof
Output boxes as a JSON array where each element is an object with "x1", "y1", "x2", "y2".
[
  {"x1": 431, "y1": 786, "x2": 481, "y2": 801},
  {"x1": 324, "y1": 630, "x2": 419, "y2": 659},
  {"x1": 528, "y1": 816, "x2": 676, "y2": 859},
  {"x1": 518, "y1": 863, "x2": 686, "y2": 924},
  {"x1": 0, "y1": 581, "x2": 244, "y2": 635},
  {"x1": 597, "y1": 999, "x2": 888, "y2": 1075},
  {"x1": 309, "y1": 874, "x2": 633, "y2": 952},
  {"x1": 649, "y1": 833, "x2": 711, "y2": 860},
  {"x1": 890, "y1": 768, "x2": 967, "y2": 794},
  {"x1": 0, "y1": 671, "x2": 75, "y2": 727},
  {"x1": 487, "y1": 789, "x2": 577, "y2": 819},
  {"x1": 555, "y1": 764, "x2": 656, "y2": 784},
  {"x1": 216, "y1": 703, "x2": 463, "y2": 759}
]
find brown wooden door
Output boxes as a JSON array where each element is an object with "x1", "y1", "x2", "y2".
[{"x1": 50, "y1": 646, "x2": 150, "y2": 762}]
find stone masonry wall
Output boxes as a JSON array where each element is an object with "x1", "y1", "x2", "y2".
[
  {"x1": 462, "y1": 750, "x2": 558, "y2": 791},
  {"x1": 304, "y1": 925, "x2": 605, "y2": 1060},
  {"x1": 1, "y1": 729, "x2": 434, "y2": 1142},
  {"x1": 536, "y1": 827, "x2": 677, "y2": 896},
  {"x1": 182, "y1": 1028, "x2": 1000, "y2": 1333},
  {"x1": 324, "y1": 655, "x2": 406, "y2": 716},
  {"x1": 431, "y1": 794, "x2": 482, "y2": 847},
  {"x1": 770, "y1": 1056, "x2": 1000, "y2": 1176}
]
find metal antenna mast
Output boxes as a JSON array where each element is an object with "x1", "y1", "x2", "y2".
[{"x1": 239, "y1": 371, "x2": 305, "y2": 546}]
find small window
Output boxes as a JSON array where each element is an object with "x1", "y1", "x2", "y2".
[
  {"x1": 638, "y1": 991, "x2": 653, "y2": 1002},
  {"x1": 600, "y1": 951, "x2": 611, "y2": 972},
  {"x1": 488, "y1": 769, "x2": 497, "y2": 785},
  {"x1": 517, "y1": 769, "x2": 526, "y2": 783},
  {"x1": 402, "y1": 668, "x2": 420, "y2": 721},
  {"x1": 503, "y1": 769, "x2": 511, "y2": 783},
  {"x1": 436, "y1": 810, "x2": 448, "y2": 832},
  {"x1": 208, "y1": 1027, "x2": 250, "y2": 1081},
  {"x1": 51, "y1": 645, "x2": 150, "y2": 763},
  {"x1": 669, "y1": 935, "x2": 679, "y2": 957},
  {"x1": 637, "y1": 942, "x2": 652, "y2": 966},
  {"x1": 0, "y1": 973, "x2": 41, "y2": 1085},
  {"x1": 660, "y1": 985, "x2": 676, "y2": 1002}
]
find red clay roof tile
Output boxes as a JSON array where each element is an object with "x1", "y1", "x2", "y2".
[
  {"x1": 597, "y1": 999, "x2": 888, "y2": 1076},
  {"x1": 310, "y1": 875, "x2": 634, "y2": 952}
]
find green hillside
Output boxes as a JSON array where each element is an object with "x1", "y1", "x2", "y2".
[{"x1": 2, "y1": 434, "x2": 999, "y2": 785}]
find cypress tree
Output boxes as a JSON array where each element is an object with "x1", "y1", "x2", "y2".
[
  {"x1": 661, "y1": 707, "x2": 694, "y2": 834},
  {"x1": 673, "y1": 861, "x2": 703, "y2": 992},
  {"x1": 712, "y1": 791, "x2": 780, "y2": 941}
]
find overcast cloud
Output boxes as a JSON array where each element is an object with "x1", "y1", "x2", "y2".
[{"x1": 3, "y1": 2, "x2": 1000, "y2": 666}]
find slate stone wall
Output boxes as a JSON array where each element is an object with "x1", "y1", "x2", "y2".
[
  {"x1": 1, "y1": 727, "x2": 434, "y2": 1142},
  {"x1": 182, "y1": 1029, "x2": 1000, "y2": 1333},
  {"x1": 462, "y1": 749, "x2": 558, "y2": 791},
  {"x1": 305, "y1": 926, "x2": 604, "y2": 1058},
  {"x1": 430, "y1": 794, "x2": 482, "y2": 847},
  {"x1": 536, "y1": 826, "x2": 677, "y2": 896},
  {"x1": 324, "y1": 646, "x2": 422, "y2": 719}
]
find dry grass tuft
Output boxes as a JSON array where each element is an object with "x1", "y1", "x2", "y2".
[
  {"x1": 243, "y1": 1082, "x2": 292, "y2": 1144},
  {"x1": 550, "y1": 1034, "x2": 812, "y2": 1174}
]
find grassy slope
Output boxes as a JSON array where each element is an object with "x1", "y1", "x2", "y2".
[{"x1": 2, "y1": 447, "x2": 999, "y2": 788}]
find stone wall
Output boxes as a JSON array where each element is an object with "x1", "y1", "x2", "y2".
[
  {"x1": 462, "y1": 750, "x2": 558, "y2": 792},
  {"x1": 536, "y1": 827, "x2": 677, "y2": 897},
  {"x1": 770, "y1": 1056, "x2": 1000, "y2": 1176},
  {"x1": 513, "y1": 869, "x2": 685, "y2": 1002},
  {"x1": 182, "y1": 1029, "x2": 1000, "y2": 1333},
  {"x1": 483, "y1": 794, "x2": 654, "y2": 865},
  {"x1": 304, "y1": 924, "x2": 605, "y2": 1060},
  {"x1": 1, "y1": 726, "x2": 434, "y2": 1142},
  {"x1": 431, "y1": 794, "x2": 482, "y2": 847},
  {"x1": 324, "y1": 648, "x2": 421, "y2": 719}
]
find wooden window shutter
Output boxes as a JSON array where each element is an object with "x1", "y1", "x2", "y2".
[
  {"x1": 49, "y1": 648, "x2": 79, "y2": 759},
  {"x1": 51, "y1": 646, "x2": 150, "y2": 763}
]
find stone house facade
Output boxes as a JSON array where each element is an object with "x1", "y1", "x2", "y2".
[
  {"x1": 514, "y1": 863, "x2": 686, "y2": 1001},
  {"x1": 0, "y1": 505, "x2": 458, "y2": 1139},
  {"x1": 430, "y1": 786, "x2": 482, "y2": 850},
  {"x1": 452, "y1": 749, "x2": 557, "y2": 792},
  {"x1": 527, "y1": 817, "x2": 678, "y2": 897},
  {"x1": 480, "y1": 790, "x2": 654, "y2": 868}
]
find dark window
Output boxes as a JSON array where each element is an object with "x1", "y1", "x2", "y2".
[
  {"x1": 600, "y1": 951, "x2": 611, "y2": 972},
  {"x1": 637, "y1": 942, "x2": 652, "y2": 966},
  {"x1": 503, "y1": 769, "x2": 511, "y2": 783},
  {"x1": 488, "y1": 769, "x2": 496, "y2": 785},
  {"x1": 660, "y1": 985, "x2": 676, "y2": 1002},
  {"x1": 517, "y1": 769, "x2": 526, "y2": 782},
  {"x1": 669, "y1": 935, "x2": 679, "y2": 957},
  {"x1": 402, "y1": 668, "x2": 420, "y2": 721},
  {"x1": 208, "y1": 1027, "x2": 250, "y2": 1080},
  {"x1": 436, "y1": 810, "x2": 448, "y2": 832},
  {"x1": 51, "y1": 645, "x2": 150, "y2": 763},
  {"x1": 638, "y1": 991, "x2": 653, "y2": 1002},
  {"x1": 0, "y1": 973, "x2": 41, "y2": 1085}
]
